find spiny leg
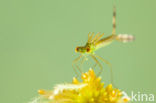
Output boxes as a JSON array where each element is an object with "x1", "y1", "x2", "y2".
[
  {"x1": 88, "y1": 32, "x2": 94, "y2": 43},
  {"x1": 94, "y1": 33, "x2": 104, "y2": 43},
  {"x1": 72, "y1": 55, "x2": 83, "y2": 78},
  {"x1": 90, "y1": 54, "x2": 103, "y2": 76},
  {"x1": 91, "y1": 63, "x2": 98, "y2": 69},
  {"x1": 72, "y1": 66, "x2": 79, "y2": 79},
  {"x1": 94, "y1": 54, "x2": 114, "y2": 86},
  {"x1": 80, "y1": 56, "x2": 87, "y2": 71},
  {"x1": 92, "y1": 32, "x2": 100, "y2": 42}
]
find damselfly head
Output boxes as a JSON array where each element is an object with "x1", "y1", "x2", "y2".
[{"x1": 75, "y1": 46, "x2": 91, "y2": 53}]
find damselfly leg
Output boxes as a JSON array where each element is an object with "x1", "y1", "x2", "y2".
[{"x1": 72, "y1": 55, "x2": 83, "y2": 78}]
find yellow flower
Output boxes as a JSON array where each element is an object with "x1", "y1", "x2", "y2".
[{"x1": 32, "y1": 69, "x2": 130, "y2": 103}]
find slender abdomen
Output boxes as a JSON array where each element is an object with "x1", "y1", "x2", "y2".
[
  {"x1": 95, "y1": 35, "x2": 116, "y2": 49},
  {"x1": 95, "y1": 34, "x2": 134, "y2": 49}
]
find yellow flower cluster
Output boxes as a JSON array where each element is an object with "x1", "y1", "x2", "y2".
[{"x1": 37, "y1": 69, "x2": 130, "y2": 103}]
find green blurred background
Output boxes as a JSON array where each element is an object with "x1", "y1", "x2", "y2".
[{"x1": 0, "y1": 0, "x2": 156, "y2": 103}]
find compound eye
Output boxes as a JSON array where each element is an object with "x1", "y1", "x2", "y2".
[
  {"x1": 86, "y1": 47, "x2": 90, "y2": 52},
  {"x1": 75, "y1": 47, "x2": 79, "y2": 52}
]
